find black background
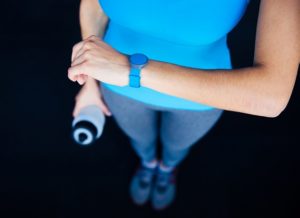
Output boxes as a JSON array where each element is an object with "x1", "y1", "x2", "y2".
[{"x1": 0, "y1": 0, "x2": 299, "y2": 217}]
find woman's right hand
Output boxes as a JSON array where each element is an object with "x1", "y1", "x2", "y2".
[{"x1": 72, "y1": 81, "x2": 112, "y2": 118}]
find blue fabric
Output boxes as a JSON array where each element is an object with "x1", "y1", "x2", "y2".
[
  {"x1": 98, "y1": 0, "x2": 249, "y2": 110},
  {"x1": 129, "y1": 68, "x2": 141, "y2": 88}
]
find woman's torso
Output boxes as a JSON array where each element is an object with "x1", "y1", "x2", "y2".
[{"x1": 99, "y1": 0, "x2": 250, "y2": 111}]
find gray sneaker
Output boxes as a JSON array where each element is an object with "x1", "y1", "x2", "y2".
[
  {"x1": 130, "y1": 164, "x2": 156, "y2": 206},
  {"x1": 151, "y1": 167, "x2": 177, "y2": 210}
]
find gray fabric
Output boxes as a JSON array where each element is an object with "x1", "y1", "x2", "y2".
[{"x1": 100, "y1": 83, "x2": 224, "y2": 167}]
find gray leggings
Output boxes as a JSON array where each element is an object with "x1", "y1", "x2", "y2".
[{"x1": 100, "y1": 84, "x2": 224, "y2": 168}]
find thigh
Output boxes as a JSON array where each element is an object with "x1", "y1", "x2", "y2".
[
  {"x1": 160, "y1": 108, "x2": 224, "y2": 150},
  {"x1": 100, "y1": 84, "x2": 160, "y2": 142}
]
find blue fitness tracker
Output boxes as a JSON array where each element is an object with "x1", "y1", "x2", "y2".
[{"x1": 128, "y1": 53, "x2": 149, "y2": 88}]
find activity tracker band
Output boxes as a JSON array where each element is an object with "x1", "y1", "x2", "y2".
[{"x1": 128, "y1": 53, "x2": 149, "y2": 88}]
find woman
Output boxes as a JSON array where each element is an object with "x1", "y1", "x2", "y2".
[{"x1": 69, "y1": 0, "x2": 300, "y2": 210}]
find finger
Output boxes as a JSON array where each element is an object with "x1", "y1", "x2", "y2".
[
  {"x1": 99, "y1": 101, "x2": 112, "y2": 116},
  {"x1": 72, "y1": 107, "x2": 78, "y2": 117},
  {"x1": 71, "y1": 39, "x2": 93, "y2": 62},
  {"x1": 73, "y1": 103, "x2": 81, "y2": 117},
  {"x1": 90, "y1": 36, "x2": 108, "y2": 48},
  {"x1": 68, "y1": 62, "x2": 89, "y2": 82},
  {"x1": 76, "y1": 75, "x2": 83, "y2": 84},
  {"x1": 76, "y1": 75, "x2": 87, "y2": 85},
  {"x1": 103, "y1": 107, "x2": 112, "y2": 116},
  {"x1": 71, "y1": 41, "x2": 85, "y2": 62},
  {"x1": 68, "y1": 75, "x2": 78, "y2": 83},
  {"x1": 73, "y1": 46, "x2": 88, "y2": 64},
  {"x1": 72, "y1": 40, "x2": 95, "y2": 62},
  {"x1": 71, "y1": 50, "x2": 90, "y2": 67},
  {"x1": 86, "y1": 35, "x2": 99, "y2": 42}
]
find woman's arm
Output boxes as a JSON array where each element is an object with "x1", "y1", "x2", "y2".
[
  {"x1": 72, "y1": 0, "x2": 113, "y2": 117},
  {"x1": 79, "y1": 0, "x2": 108, "y2": 39},
  {"x1": 140, "y1": 0, "x2": 300, "y2": 118},
  {"x1": 76, "y1": 0, "x2": 108, "y2": 85},
  {"x1": 68, "y1": 0, "x2": 299, "y2": 118}
]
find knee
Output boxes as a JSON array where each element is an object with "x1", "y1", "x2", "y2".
[{"x1": 162, "y1": 140, "x2": 196, "y2": 152}]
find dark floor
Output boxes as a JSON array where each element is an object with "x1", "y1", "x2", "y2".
[{"x1": 1, "y1": 0, "x2": 299, "y2": 217}]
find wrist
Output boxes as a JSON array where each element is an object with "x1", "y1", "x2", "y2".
[
  {"x1": 83, "y1": 77, "x2": 99, "y2": 90},
  {"x1": 118, "y1": 53, "x2": 130, "y2": 86},
  {"x1": 140, "y1": 60, "x2": 158, "y2": 88},
  {"x1": 128, "y1": 53, "x2": 149, "y2": 88},
  {"x1": 120, "y1": 63, "x2": 130, "y2": 86}
]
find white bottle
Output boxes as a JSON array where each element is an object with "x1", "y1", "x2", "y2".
[{"x1": 71, "y1": 105, "x2": 106, "y2": 146}]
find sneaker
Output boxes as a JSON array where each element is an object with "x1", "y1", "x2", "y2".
[
  {"x1": 151, "y1": 166, "x2": 177, "y2": 210},
  {"x1": 130, "y1": 163, "x2": 157, "y2": 206}
]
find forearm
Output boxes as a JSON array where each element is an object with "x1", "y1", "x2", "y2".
[
  {"x1": 80, "y1": 0, "x2": 108, "y2": 39},
  {"x1": 141, "y1": 61, "x2": 297, "y2": 117},
  {"x1": 137, "y1": 0, "x2": 300, "y2": 118},
  {"x1": 69, "y1": 0, "x2": 299, "y2": 112},
  {"x1": 79, "y1": 0, "x2": 108, "y2": 87}
]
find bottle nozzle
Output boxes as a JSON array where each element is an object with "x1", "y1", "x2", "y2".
[{"x1": 78, "y1": 133, "x2": 88, "y2": 143}]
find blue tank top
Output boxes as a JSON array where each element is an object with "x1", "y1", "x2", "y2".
[{"x1": 99, "y1": 0, "x2": 250, "y2": 110}]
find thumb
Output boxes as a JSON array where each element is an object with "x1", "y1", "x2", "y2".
[{"x1": 98, "y1": 101, "x2": 112, "y2": 116}]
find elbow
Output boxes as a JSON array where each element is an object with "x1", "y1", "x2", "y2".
[
  {"x1": 263, "y1": 104, "x2": 285, "y2": 118},
  {"x1": 260, "y1": 95, "x2": 289, "y2": 118}
]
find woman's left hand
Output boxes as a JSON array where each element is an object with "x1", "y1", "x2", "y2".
[{"x1": 68, "y1": 35, "x2": 130, "y2": 86}]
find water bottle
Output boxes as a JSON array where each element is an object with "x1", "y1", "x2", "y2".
[{"x1": 71, "y1": 105, "x2": 106, "y2": 146}]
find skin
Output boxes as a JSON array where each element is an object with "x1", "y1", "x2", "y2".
[
  {"x1": 72, "y1": 0, "x2": 112, "y2": 117},
  {"x1": 70, "y1": 0, "x2": 300, "y2": 118}
]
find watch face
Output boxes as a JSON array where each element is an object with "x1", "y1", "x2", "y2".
[{"x1": 129, "y1": 53, "x2": 148, "y2": 66}]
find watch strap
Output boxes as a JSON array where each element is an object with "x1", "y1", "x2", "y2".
[{"x1": 129, "y1": 68, "x2": 141, "y2": 88}]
